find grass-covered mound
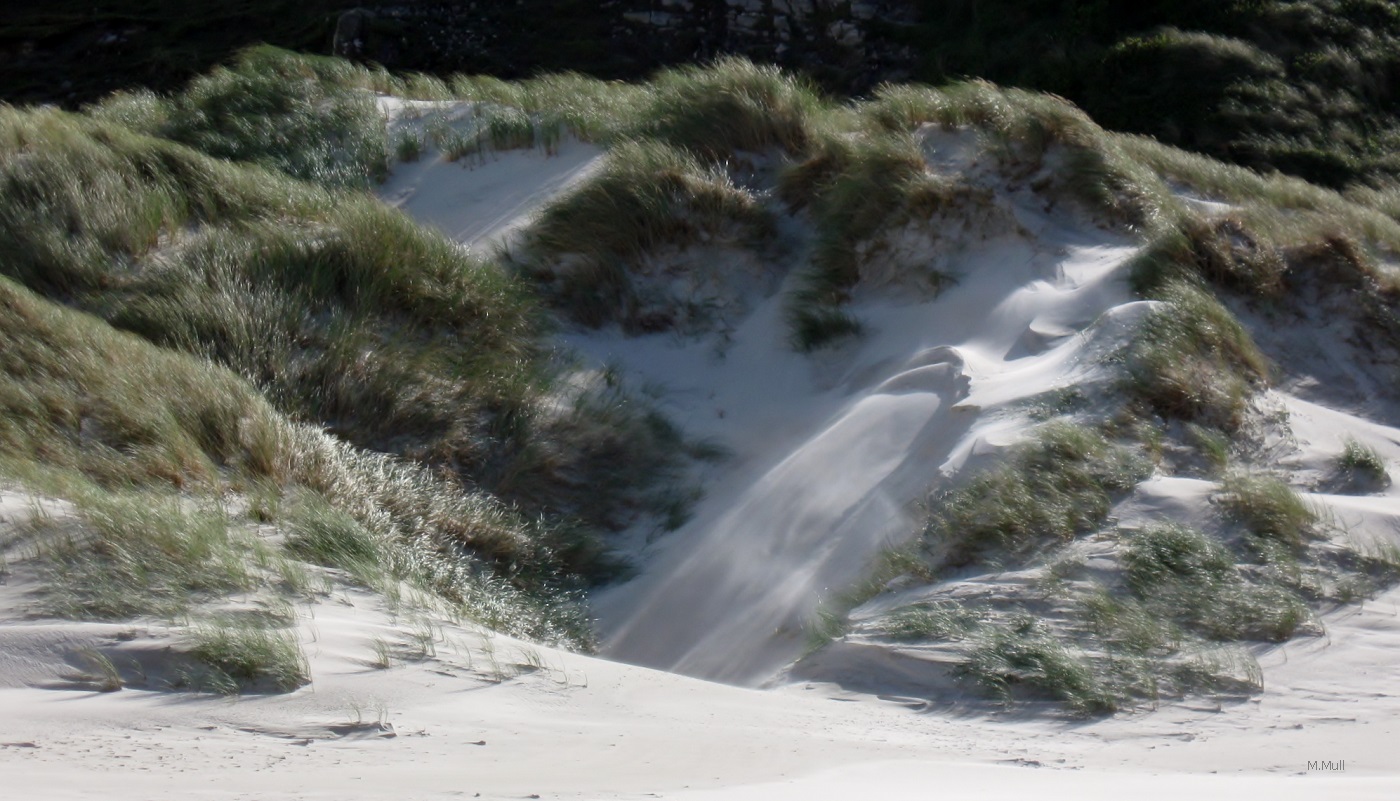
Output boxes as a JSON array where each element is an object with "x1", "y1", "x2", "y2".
[
  {"x1": 9, "y1": 47, "x2": 1400, "y2": 704},
  {"x1": 0, "y1": 54, "x2": 743, "y2": 650},
  {"x1": 0, "y1": 102, "x2": 697, "y2": 550},
  {"x1": 15, "y1": 1, "x2": 1400, "y2": 194},
  {"x1": 0, "y1": 272, "x2": 594, "y2": 644}
]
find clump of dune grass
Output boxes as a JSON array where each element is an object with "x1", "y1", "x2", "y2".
[
  {"x1": 283, "y1": 495, "x2": 385, "y2": 581},
  {"x1": 625, "y1": 57, "x2": 827, "y2": 160},
  {"x1": 520, "y1": 140, "x2": 772, "y2": 329},
  {"x1": 961, "y1": 616, "x2": 1118, "y2": 716},
  {"x1": 921, "y1": 422, "x2": 1150, "y2": 567},
  {"x1": 479, "y1": 104, "x2": 538, "y2": 151},
  {"x1": 780, "y1": 129, "x2": 965, "y2": 350},
  {"x1": 1336, "y1": 438, "x2": 1390, "y2": 488},
  {"x1": 394, "y1": 129, "x2": 423, "y2": 162},
  {"x1": 861, "y1": 82, "x2": 1177, "y2": 230},
  {"x1": 128, "y1": 45, "x2": 390, "y2": 189},
  {"x1": 1124, "y1": 280, "x2": 1269, "y2": 431},
  {"x1": 879, "y1": 600, "x2": 987, "y2": 642},
  {"x1": 1128, "y1": 213, "x2": 1288, "y2": 298},
  {"x1": 777, "y1": 81, "x2": 1186, "y2": 351},
  {"x1": 1120, "y1": 524, "x2": 1311, "y2": 642},
  {"x1": 0, "y1": 276, "x2": 275, "y2": 489},
  {"x1": 1185, "y1": 424, "x2": 1233, "y2": 474},
  {"x1": 1218, "y1": 472, "x2": 1318, "y2": 551},
  {"x1": 33, "y1": 492, "x2": 255, "y2": 621},
  {"x1": 445, "y1": 71, "x2": 651, "y2": 143},
  {"x1": 181, "y1": 620, "x2": 309, "y2": 694}
]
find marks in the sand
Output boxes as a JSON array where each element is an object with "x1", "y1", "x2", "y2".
[{"x1": 236, "y1": 721, "x2": 399, "y2": 743}]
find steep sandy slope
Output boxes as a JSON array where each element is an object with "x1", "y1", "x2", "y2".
[{"x1": 581, "y1": 218, "x2": 1139, "y2": 684}]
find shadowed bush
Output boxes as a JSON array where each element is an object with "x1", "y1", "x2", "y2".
[
  {"x1": 520, "y1": 139, "x2": 772, "y2": 329},
  {"x1": 625, "y1": 57, "x2": 827, "y2": 160}
]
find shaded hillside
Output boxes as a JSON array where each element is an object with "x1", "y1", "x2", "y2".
[
  {"x1": 0, "y1": 1, "x2": 358, "y2": 104},
  {"x1": 902, "y1": 0, "x2": 1400, "y2": 188},
  {"x1": 7, "y1": 2, "x2": 1400, "y2": 189}
]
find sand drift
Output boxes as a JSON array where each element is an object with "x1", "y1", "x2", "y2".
[{"x1": 375, "y1": 102, "x2": 1142, "y2": 685}]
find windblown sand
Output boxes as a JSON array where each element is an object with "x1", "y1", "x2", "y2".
[{"x1": 4, "y1": 103, "x2": 1398, "y2": 799}]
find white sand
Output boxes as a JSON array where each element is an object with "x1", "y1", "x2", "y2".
[
  {"x1": 583, "y1": 220, "x2": 1139, "y2": 685},
  {"x1": 376, "y1": 97, "x2": 604, "y2": 253},
  {"x1": 5, "y1": 114, "x2": 1400, "y2": 799},
  {"x1": 4, "y1": 561, "x2": 1398, "y2": 799}
]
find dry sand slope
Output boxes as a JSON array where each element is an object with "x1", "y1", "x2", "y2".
[{"x1": 5, "y1": 102, "x2": 1400, "y2": 799}]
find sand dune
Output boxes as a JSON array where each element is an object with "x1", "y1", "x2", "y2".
[{"x1": 6, "y1": 101, "x2": 1400, "y2": 799}]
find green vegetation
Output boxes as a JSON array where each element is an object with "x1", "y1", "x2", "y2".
[
  {"x1": 283, "y1": 496, "x2": 384, "y2": 579},
  {"x1": 902, "y1": 1, "x2": 1400, "y2": 189},
  {"x1": 1337, "y1": 438, "x2": 1390, "y2": 487},
  {"x1": 962, "y1": 616, "x2": 1119, "y2": 716},
  {"x1": 879, "y1": 601, "x2": 986, "y2": 642},
  {"x1": 153, "y1": 47, "x2": 389, "y2": 188},
  {"x1": 862, "y1": 81, "x2": 1174, "y2": 229},
  {"x1": 625, "y1": 58, "x2": 825, "y2": 161},
  {"x1": 860, "y1": 518, "x2": 1332, "y2": 715},
  {"x1": 1187, "y1": 424, "x2": 1233, "y2": 474},
  {"x1": 0, "y1": 96, "x2": 697, "y2": 574},
  {"x1": 7, "y1": 42, "x2": 1400, "y2": 715},
  {"x1": 1124, "y1": 280, "x2": 1270, "y2": 432},
  {"x1": 919, "y1": 422, "x2": 1150, "y2": 567},
  {"x1": 32, "y1": 492, "x2": 254, "y2": 621},
  {"x1": 14, "y1": 0, "x2": 1400, "y2": 196},
  {"x1": 520, "y1": 140, "x2": 772, "y2": 330},
  {"x1": 393, "y1": 129, "x2": 423, "y2": 163},
  {"x1": 1128, "y1": 215, "x2": 1287, "y2": 298},
  {"x1": 1218, "y1": 472, "x2": 1318, "y2": 550},
  {"x1": 183, "y1": 620, "x2": 309, "y2": 694},
  {"x1": 0, "y1": 229, "x2": 595, "y2": 646},
  {"x1": 1121, "y1": 524, "x2": 1310, "y2": 642},
  {"x1": 779, "y1": 130, "x2": 961, "y2": 350}
]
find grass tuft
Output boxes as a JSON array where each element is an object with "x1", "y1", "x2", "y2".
[
  {"x1": 626, "y1": 57, "x2": 826, "y2": 160},
  {"x1": 183, "y1": 621, "x2": 309, "y2": 694},
  {"x1": 156, "y1": 46, "x2": 389, "y2": 189},
  {"x1": 520, "y1": 140, "x2": 771, "y2": 330},
  {"x1": 921, "y1": 422, "x2": 1150, "y2": 566},
  {"x1": 1218, "y1": 472, "x2": 1318, "y2": 550},
  {"x1": 1337, "y1": 438, "x2": 1390, "y2": 487},
  {"x1": 1121, "y1": 524, "x2": 1310, "y2": 642},
  {"x1": 1124, "y1": 280, "x2": 1269, "y2": 431},
  {"x1": 961, "y1": 616, "x2": 1118, "y2": 716},
  {"x1": 879, "y1": 601, "x2": 986, "y2": 642},
  {"x1": 35, "y1": 492, "x2": 254, "y2": 621}
]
